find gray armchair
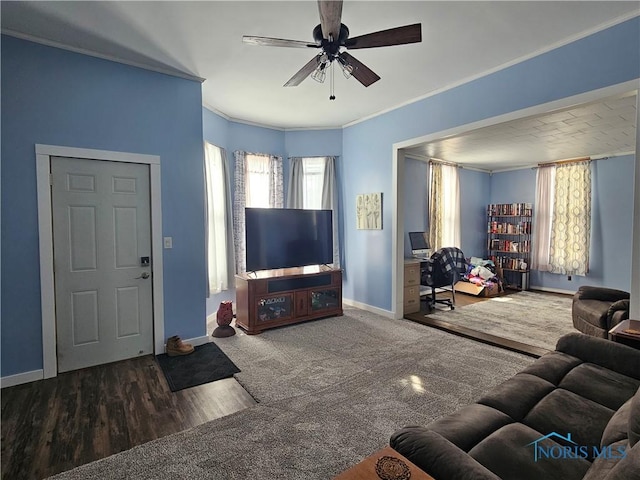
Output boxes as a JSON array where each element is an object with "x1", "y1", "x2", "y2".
[{"x1": 572, "y1": 285, "x2": 630, "y2": 338}]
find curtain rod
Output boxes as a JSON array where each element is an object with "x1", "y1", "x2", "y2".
[
  {"x1": 429, "y1": 158, "x2": 461, "y2": 168},
  {"x1": 537, "y1": 156, "x2": 591, "y2": 168}
]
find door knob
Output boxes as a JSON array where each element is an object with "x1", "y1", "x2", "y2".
[{"x1": 135, "y1": 271, "x2": 150, "y2": 279}]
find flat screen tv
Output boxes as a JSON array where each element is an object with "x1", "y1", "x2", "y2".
[{"x1": 245, "y1": 208, "x2": 333, "y2": 271}]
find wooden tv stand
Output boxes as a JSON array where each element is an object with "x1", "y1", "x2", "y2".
[{"x1": 235, "y1": 266, "x2": 343, "y2": 335}]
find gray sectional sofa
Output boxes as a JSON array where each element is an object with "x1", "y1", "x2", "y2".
[{"x1": 391, "y1": 333, "x2": 640, "y2": 480}]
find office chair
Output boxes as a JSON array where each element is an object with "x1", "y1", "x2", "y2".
[{"x1": 420, "y1": 247, "x2": 467, "y2": 311}]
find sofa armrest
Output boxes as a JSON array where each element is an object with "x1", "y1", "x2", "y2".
[
  {"x1": 556, "y1": 333, "x2": 640, "y2": 380},
  {"x1": 390, "y1": 427, "x2": 500, "y2": 480},
  {"x1": 608, "y1": 299, "x2": 630, "y2": 327},
  {"x1": 576, "y1": 286, "x2": 630, "y2": 302}
]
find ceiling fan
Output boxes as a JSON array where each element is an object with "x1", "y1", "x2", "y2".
[{"x1": 242, "y1": 0, "x2": 421, "y2": 97}]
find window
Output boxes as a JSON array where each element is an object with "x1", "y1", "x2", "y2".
[
  {"x1": 245, "y1": 154, "x2": 272, "y2": 207},
  {"x1": 301, "y1": 157, "x2": 326, "y2": 209}
]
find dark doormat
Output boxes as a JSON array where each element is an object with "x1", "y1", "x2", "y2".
[{"x1": 156, "y1": 342, "x2": 240, "y2": 392}]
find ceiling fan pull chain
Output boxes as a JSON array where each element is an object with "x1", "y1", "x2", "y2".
[{"x1": 329, "y1": 62, "x2": 336, "y2": 100}]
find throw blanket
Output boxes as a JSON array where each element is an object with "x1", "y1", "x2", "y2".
[{"x1": 422, "y1": 247, "x2": 467, "y2": 286}]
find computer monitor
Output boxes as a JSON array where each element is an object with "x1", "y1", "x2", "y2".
[{"x1": 409, "y1": 232, "x2": 432, "y2": 258}]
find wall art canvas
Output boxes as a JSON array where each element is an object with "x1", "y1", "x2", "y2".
[{"x1": 356, "y1": 192, "x2": 382, "y2": 230}]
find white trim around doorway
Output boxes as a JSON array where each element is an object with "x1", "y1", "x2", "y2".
[{"x1": 35, "y1": 144, "x2": 165, "y2": 380}]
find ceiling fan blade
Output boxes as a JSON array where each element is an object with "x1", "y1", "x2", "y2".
[
  {"x1": 317, "y1": 0, "x2": 343, "y2": 40},
  {"x1": 345, "y1": 23, "x2": 422, "y2": 49},
  {"x1": 243, "y1": 36, "x2": 317, "y2": 48},
  {"x1": 284, "y1": 55, "x2": 321, "y2": 87},
  {"x1": 339, "y1": 52, "x2": 380, "y2": 87}
]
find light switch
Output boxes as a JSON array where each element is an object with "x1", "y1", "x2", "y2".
[{"x1": 163, "y1": 237, "x2": 173, "y2": 249}]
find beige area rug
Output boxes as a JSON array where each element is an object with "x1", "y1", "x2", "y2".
[{"x1": 427, "y1": 290, "x2": 575, "y2": 351}]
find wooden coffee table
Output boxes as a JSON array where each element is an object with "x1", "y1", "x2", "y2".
[
  {"x1": 609, "y1": 319, "x2": 640, "y2": 349},
  {"x1": 333, "y1": 446, "x2": 434, "y2": 480}
]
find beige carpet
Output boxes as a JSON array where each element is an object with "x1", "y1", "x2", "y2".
[{"x1": 426, "y1": 290, "x2": 575, "y2": 351}]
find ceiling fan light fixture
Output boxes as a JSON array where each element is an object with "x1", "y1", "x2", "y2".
[
  {"x1": 311, "y1": 54, "x2": 329, "y2": 83},
  {"x1": 311, "y1": 68, "x2": 326, "y2": 83},
  {"x1": 338, "y1": 60, "x2": 354, "y2": 79},
  {"x1": 311, "y1": 64, "x2": 327, "y2": 83}
]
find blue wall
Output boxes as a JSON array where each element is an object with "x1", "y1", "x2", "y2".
[
  {"x1": 1, "y1": 36, "x2": 206, "y2": 377},
  {"x1": 403, "y1": 158, "x2": 429, "y2": 256},
  {"x1": 342, "y1": 17, "x2": 639, "y2": 311},
  {"x1": 284, "y1": 129, "x2": 342, "y2": 157},
  {"x1": 459, "y1": 168, "x2": 492, "y2": 258}
]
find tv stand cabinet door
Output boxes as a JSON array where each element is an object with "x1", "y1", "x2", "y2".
[
  {"x1": 295, "y1": 291, "x2": 309, "y2": 317},
  {"x1": 255, "y1": 293, "x2": 295, "y2": 325},
  {"x1": 309, "y1": 287, "x2": 342, "y2": 315}
]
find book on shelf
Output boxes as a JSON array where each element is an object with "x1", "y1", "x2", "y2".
[{"x1": 487, "y1": 203, "x2": 533, "y2": 216}]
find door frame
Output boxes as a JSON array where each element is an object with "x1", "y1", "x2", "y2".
[
  {"x1": 390, "y1": 80, "x2": 639, "y2": 320},
  {"x1": 36, "y1": 144, "x2": 164, "y2": 378}
]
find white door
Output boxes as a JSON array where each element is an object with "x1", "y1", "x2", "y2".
[{"x1": 51, "y1": 157, "x2": 153, "y2": 372}]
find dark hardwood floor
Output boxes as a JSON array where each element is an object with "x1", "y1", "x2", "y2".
[
  {"x1": 1, "y1": 352, "x2": 256, "y2": 480},
  {"x1": 404, "y1": 289, "x2": 570, "y2": 358}
]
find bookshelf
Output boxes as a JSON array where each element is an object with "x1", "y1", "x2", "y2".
[{"x1": 487, "y1": 203, "x2": 532, "y2": 290}]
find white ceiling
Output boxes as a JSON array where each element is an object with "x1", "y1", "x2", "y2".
[
  {"x1": 1, "y1": 1, "x2": 638, "y2": 169},
  {"x1": 404, "y1": 90, "x2": 637, "y2": 171}
]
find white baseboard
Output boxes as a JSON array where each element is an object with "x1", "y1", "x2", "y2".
[
  {"x1": 1, "y1": 369, "x2": 44, "y2": 388},
  {"x1": 342, "y1": 298, "x2": 395, "y2": 319},
  {"x1": 3, "y1": 335, "x2": 213, "y2": 385},
  {"x1": 530, "y1": 286, "x2": 575, "y2": 296}
]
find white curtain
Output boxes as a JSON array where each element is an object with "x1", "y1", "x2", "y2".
[
  {"x1": 287, "y1": 156, "x2": 340, "y2": 266},
  {"x1": 233, "y1": 151, "x2": 283, "y2": 273},
  {"x1": 204, "y1": 142, "x2": 234, "y2": 295},
  {"x1": 549, "y1": 161, "x2": 592, "y2": 275},
  {"x1": 531, "y1": 166, "x2": 555, "y2": 271},
  {"x1": 428, "y1": 162, "x2": 460, "y2": 251}
]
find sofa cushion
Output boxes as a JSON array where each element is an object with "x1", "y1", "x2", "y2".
[
  {"x1": 630, "y1": 387, "x2": 640, "y2": 447},
  {"x1": 556, "y1": 332, "x2": 640, "y2": 381},
  {"x1": 559, "y1": 363, "x2": 640, "y2": 411},
  {"x1": 523, "y1": 389, "x2": 614, "y2": 457},
  {"x1": 468, "y1": 423, "x2": 590, "y2": 480},
  {"x1": 519, "y1": 351, "x2": 581, "y2": 385},
  {"x1": 601, "y1": 398, "x2": 632, "y2": 447},
  {"x1": 427, "y1": 403, "x2": 513, "y2": 452},
  {"x1": 476, "y1": 373, "x2": 555, "y2": 421}
]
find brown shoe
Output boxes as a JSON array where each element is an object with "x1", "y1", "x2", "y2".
[{"x1": 166, "y1": 336, "x2": 194, "y2": 356}]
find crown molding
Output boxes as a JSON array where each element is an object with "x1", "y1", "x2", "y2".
[{"x1": 2, "y1": 29, "x2": 206, "y2": 83}]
